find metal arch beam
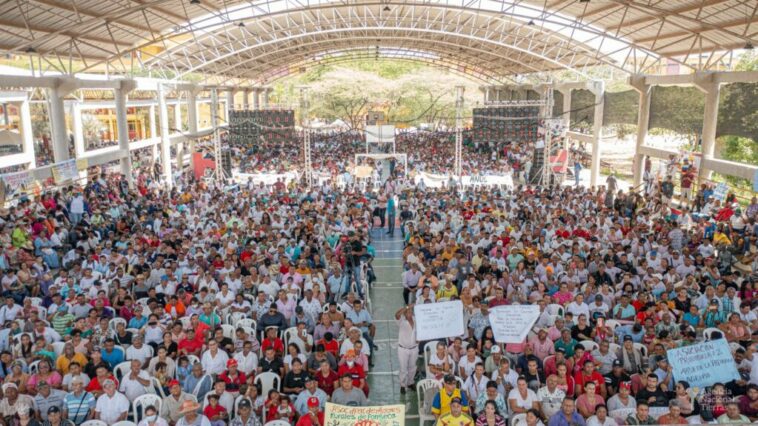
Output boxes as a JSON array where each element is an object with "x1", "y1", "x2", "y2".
[
  {"x1": 236, "y1": 46, "x2": 513, "y2": 84},
  {"x1": 207, "y1": 34, "x2": 545, "y2": 82},
  {"x1": 88, "y1": 0, "x2": 662, "y2": 75},
  {"x1": 164, "y1": 26, "x2": 592, "y2": 80},
  {"x1": 0, "y1": 18, "x2": 133, "y2": 47},
  {"x1": 247, "y1": 54, "x2": 504, "y2": 85}
]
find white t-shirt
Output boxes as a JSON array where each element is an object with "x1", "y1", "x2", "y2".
[
  {"x1": 126, "y1": 345, "x2": 153, "y2": 364},
  {"x1": 508, "y1": 388, "x2": 539, "y2": 410},
  {"x1": 96, "y1": 392, "x2": 130, "y2": 424},
  {"x1": 201, "y1": 350, "x2": 229, "y2": 376},
  {"x1": 458, "y1": 356, "x2": 483, "y2": 379},
  {"x1": 119, "y1": 370, "x2": 151, "y2": 402}
]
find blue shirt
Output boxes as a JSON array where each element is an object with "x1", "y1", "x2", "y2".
[
  {"x1": 548, "y1": 411, "x2": 586, "y2": 426},
  {"x1": 100, "y1": 348, "x2": 124, "y2": 369},
  {"x1": 346, "y1": 309, "x2": 372, "y2": 334},
  {"x1": 128, "y1": 315, "x2": 147, "y2": 329}
]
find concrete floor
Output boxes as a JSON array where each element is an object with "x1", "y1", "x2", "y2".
[{"x1": 365, "y1": 227, "x2": 421, "y2": 426}]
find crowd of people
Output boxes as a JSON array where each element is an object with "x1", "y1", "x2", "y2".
[{"x1": 0, "y1": 124, "x2": 757, "y2": 426}]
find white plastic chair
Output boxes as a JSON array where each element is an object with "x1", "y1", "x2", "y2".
[
  {"x1": 227, "y1": 312, "x2": 247, "y2": 326},
  {"x1": 282, "y1": 327, "x2": 298, "y2": 349},
  {"x1": 546, "y1": 304, "x2": 564, "y2": 317},
  {"x1": 114, "y1": 361, "x2": 132, "y2": 381},
  {"x1": 220, "y1": 324, "x2": 235, "y2": 339},
  {"x1": 264, "y1": 421, "x2": 291, "y2": 426},
  {"x1": 633, "y1": 343, "x2": 648, "y2": 358},
  {"x1": 609, "y1": 343, "x2": 621, "y2": 355},
  {"x1": 417, "y1": 378, "x2": 441, "y2": 426},
  {"x1": 511, "y1": 413, "x2": 527, "y2": 425},
  {"x1": 52, "y1": 341, "x2": 67, "y2": 357},
  {"x1": 254, "y1": 372, "x2": 281, "y2": 397},
  {"x1": 112, "y1": 422, "x2": 136, "y2": 426},
  {"x1": 28, "y1": 360, "x2": 40, "y2": 374},
  {"x1": 132, "y1": 393, "x2": 162, "y2": 422},
  {"x1": 703, "y1": 327, "x2": 722, "y2": 341},
  {"x1": 236, "y1": 318, "x2": 256, "y2": 330},
  {"x1": 423, "y1": 341, "x2": 437, "y2": 379},
  {"x1": 81, "y1": 421, "x2": 107, "y2": 426},
  {"x1": 179, "y1": 317, "x2": 192, "y2": 330},
  {"x1": 187, "y1": 355, "x2": 201, "y2": 365},
  {"x1": 605, "y1": 319, "x2": 621, "y2": 332},
  {"x1": 580, "y1": 340, "x2": 599, "y2": 352},
  {"x1": 109, "y1": 317, "x2": 127, "y2": 332}
]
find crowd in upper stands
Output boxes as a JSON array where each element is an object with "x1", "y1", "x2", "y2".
[{"x1": 0, "y1": 128, "x2": 756, "y2": 426}]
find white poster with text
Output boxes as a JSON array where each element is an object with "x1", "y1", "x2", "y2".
[
  {"x1": 414, "y1": 300, "x2": 464, "y2": 341},
  {"x1": 489, "y1": 305, "x2": 540, "y2": 343}
]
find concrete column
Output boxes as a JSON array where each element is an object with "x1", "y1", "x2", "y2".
[
  {"x1": 157, "y1": 84, "x2": 173, "y2": 188},
  {"x1": 71, "y1": 103, "x2": 85, "y2": 159},
  {"x1": 242, "y1": 89, "x2": 250, "y2": 110},
  {"x1": 253, "y1": 88, "x2": 260, "y2": 110},
  {"x1": 174, "y1": 100, "x2": 184, "y2": 170},
  {"x1": 262, "y1": 88, "x2": 270, "y2": 109},
  {"x1": 484, "y1": 87, "x2": 492, "y2": 105},
  {"x1": 18, "y1": 99, "x2": 35, "y2": 169},
  {"x1": 589, "y1": 80, "x2": 605, "y2": 188},
  {"x1": 47, "y1": 87, "x2": 70, "y2": 163},
  {"x1": 149, "y1": 104, "x2": 158, "y2": 162},
  {"x1": 630, "y1": 76, "x2": 651, "y2": 187},
  {"x1": 187, "y1": 89, "x2": 199, "y2": 170},
  {"x1": 560, "y1": 88, "x2": 572, "y2": 161},
  {"x1": 226, "y1": 90, "x2": 235, "y2": 120},
  {"x1": 210, "y1": 88, "x2": 219, "y2": 129},
  {"x1": 694, "y1": 73, "x2": 720, "y2": 182},
  {"x1": 115, "y1": 85, "x2": 133, "y2": 186}
]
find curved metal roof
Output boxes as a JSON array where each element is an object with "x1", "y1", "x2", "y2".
[{"x1": 0, "y1": 0, "x2": 754, "y2": 83}]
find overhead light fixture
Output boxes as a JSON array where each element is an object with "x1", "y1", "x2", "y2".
[
  {"x1": 383, "y1": 5, "x2": 391, "y2": 11},
  {"x1": 238, "y1": 21, "x2": 245, "y2": 27},
  {"x1": 189, "y1": 0, "x2": 201, "y2": 4},
  {"x1": 745, "y1": 41, "x2": 755, "y2": 50},
  {"x1": 579, "y1": 0, "x2": 590, "y2": 3},
  {"x1": 528, "y1": 20, "x2": 535, "y2": 25},
  {"x1": 24, "y1": 47, "x2": 36, "y2": 53}
]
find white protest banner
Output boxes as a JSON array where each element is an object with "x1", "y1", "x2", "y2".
[
  {"x1": 51, "y1": 159, "x2": 79, "y2": 184},
  {"x1": 414, "y1": 300, "x2": 464, "y2": 341},
  {"x1": 236, "y1": 171, "x2": 299, "y2": 185},
  {"x1": 324, "y1": 402, "x2": 405, "y2": 426},
  {"x1": 667, "y1": 339, "x2": 739, "y2": 389},
  {"x1": 488, "y1": 305, "x2": 540, "y2": 344}
]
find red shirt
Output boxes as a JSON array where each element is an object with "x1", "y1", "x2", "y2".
[
  {"x1": 86, "y1": 375, "x2": 118, "y2": 393},
  {"x1": 296, "y1": 412, "x2": 325, "y2": 426},
  {"x1": 336, "y1": 364, "x2": 365, "y2": 388},
  {"x1": 203, "y1": 404, "x2": 227, "y2": 420},
  {"x1": 317, "y1": 339, "x2": 339, "y2": 358},
  {"x1": 178, "y1": 337, "x2": 203, "y2": 355},
  {"x1": 218, "y1": 370, "x2": 247, "y2": 392},
  {"x1": 261, "y1": 338, "x2": 285, "y2": 354},
  {"x1": 573, "y1": 370, "x2": 603, "y2": 395},
  {"x1": 316, "y1": 370, "x2": 339, "y2": 396}
]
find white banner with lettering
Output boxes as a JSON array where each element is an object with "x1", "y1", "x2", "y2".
[
  {"x1": 236, "y1": 171, "x2": 299, "y2": 185},
  {"x1": 414, "y1": 300, "x2": 465, "y2": 341},
  {"x1": 413, "y1": 171, "x2": 513, "y2": 188},
  {"x1": 489, "y1": 305, "x2": 540, "y2": 344}
]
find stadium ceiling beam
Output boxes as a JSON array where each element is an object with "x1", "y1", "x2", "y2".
[
  {"x1": 0, "y1": 18, "x2": 133, "y2": 48},
  {"x1": 204, "y1": 35, "x2": 543, "y2": 82},
  {"x1": 604, "y1": 0, "x2": 733, "y2": 32},
  {"x1": 633, "y1": 14, "x2": 758, "y2": 44},
  {"x1": 244, "y1": 53, "x2": 504, "y2": 85},
  {"x1": 84, "y1": 0, "x2": 671, "y2": 76}
]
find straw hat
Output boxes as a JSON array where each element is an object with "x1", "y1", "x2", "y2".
[{"x1": 179, "y1": 400, "x2": 201, "y2": 415}]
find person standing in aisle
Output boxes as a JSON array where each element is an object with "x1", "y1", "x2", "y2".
[
  {"x1": 386, "y1": 192, "x2": 396, "y2": 237},
  {"x1": 396, "y1": 304, "x2": 417, "y2": 394}
]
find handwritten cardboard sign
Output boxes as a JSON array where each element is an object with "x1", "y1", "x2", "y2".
[
  {"x1": 414, "y1": 300, "x2": 464, "y2": 341},
  {"x1": 324, "y1": 402, "x2": 405, "y2": 426},
  {"x1": 667, "y1": 339, "x2": 739, "y2": 388},
  {"x1": 488, "y1": 305, "x2": 540, "y2": 343}
]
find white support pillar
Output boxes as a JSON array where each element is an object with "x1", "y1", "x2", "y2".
[
  {"x1": 253, "y1": 88, "x2": 260, "y2": 110},
  {"x1": 149, "y1": 105, "x2": 158, "y2": 162},
  {"x1": 18, "y1": 98, "x2": 35, "y2": 169},
  {"x1": 156, "y1": 84, "x2": 173, "y2": 188},
  {"x1": 484, "y1": 87, "x2": 492, "y2": 105},
  {"x1": 589, "y1": 80, "x2": 605, "y2": 188},
  {"x1": 115, "y1": 83, "x2": 134, "y2": 186},
  {"x1": 186, "y1": 88, "x2": 199, "y2": 170},
  {"x1": 210, "y1": 88, "x2": 219, "y2": 129},
  {"x1": 630, "y1": 76, "x2": 651, "y2": 187},
  {"x1": 242, "y1": 89, "x2": 250, "y2": 110},
  {"x1": 71, "y1": 103, "x2": 85, "y2": 159},
  {"x1": 226, "y1": 90, "x2": 235, "y2": 120},
  {"x1": 262, "y1": 88, "x2": 270, "y2": 109},
  {"x1": 694, "y1": 73, "x2": 720, "y2": 182},
  {"x1": 48, "y1": 87, "x2": 70, "y2": 163},
  {"x1": 174, "y1": 100, "x2": 184, "y2": 171}
]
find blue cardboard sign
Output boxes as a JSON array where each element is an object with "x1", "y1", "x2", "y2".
[{"x1": 667, "y1": 339, "x2": 739, "y2": 389}]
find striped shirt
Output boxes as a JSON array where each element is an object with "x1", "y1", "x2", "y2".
[
  {"x1": 34, "y1": 389, "x2": 67, "y2": 421},
  {"x1": 64, "y1": 391, "x2": 96, "y2": 425}
]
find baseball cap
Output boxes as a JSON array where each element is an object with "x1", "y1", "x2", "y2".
[
  {"x1": 613, "y1": 360, "x2": 623, "y2": 368},
  {"x1": 450, "y1": 397, "x2": 462, "y2": 405},
  {"x1": 47, "y1": 406, "x2": 61, "y2": 415},
  {"x1": 238, "y1": 400, "x2": 252, "y2": 409},
  {"x1": 227, "y1": 359, "x2": 238, "y2": 368},
  {"x1": 307, "y1": 397, "x2": 320, "y2": 408},
  {"x1": 490, "y1": 345, "x2": 501, "y2": 354},
  {"x1": 623, "y1": 335, "x2": 633, "y2": 342},
  {"x1": 168, "y1": 380, "x2": 180, "y2": 388}
]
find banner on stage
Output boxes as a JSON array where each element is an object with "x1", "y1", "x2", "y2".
[
  {"x1": 413, "y1": 171, "x2": 513, "y2": 188},
  {"x1": 51, "y1": 159, "x2": 79, "y2": 184},
  {"x1": 667, "y1": 339, "x2": 739, "y2": 388},
  {"x1": 324, "y1": 402, "x2": 405, "y2": 426},
  {"x1": 236, "y1": 171, "x2": 299, "y2": 185},
  {"x1": 414, "y1": 300, "x2": 464, "y2": 341},
  {"x1": 488, "y1": 305, "x2": 540, "y2": 343}
]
